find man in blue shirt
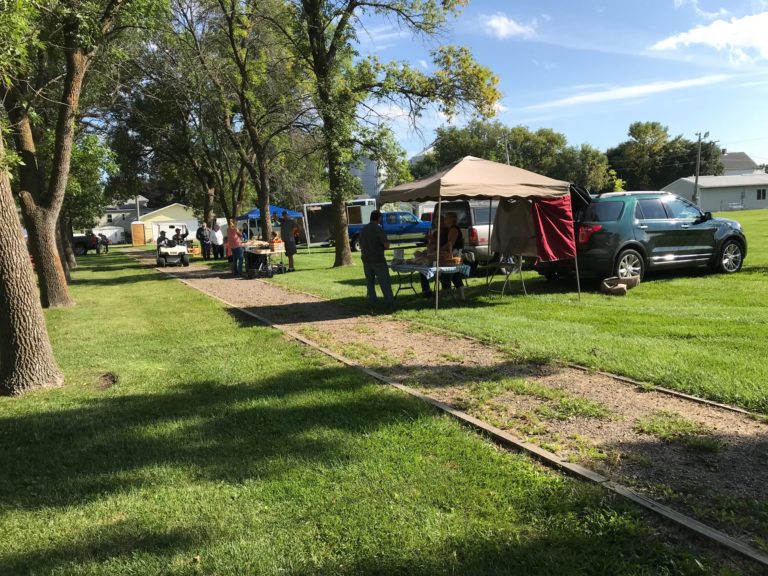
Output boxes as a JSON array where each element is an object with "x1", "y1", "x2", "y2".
[{"x1": 358, "y1": 210, "x2": 394, "y2": 306}]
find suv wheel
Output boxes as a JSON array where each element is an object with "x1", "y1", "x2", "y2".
[
  {"x1": 614, "y1": 249, "x2": 644, "y2": 279},
  {"x1": 715, "y1": 239, "x2": 743, "y2": 274},
  {"x1": 350, "y1": 236, "x2": 361, "y2": 252}
]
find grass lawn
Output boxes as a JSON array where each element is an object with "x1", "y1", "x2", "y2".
[
  {"x1": 263, "y1": 209, "x2": 768, "y2": 414},
  {"x1": 0, "y1": 254, "x2": 734, "y2": 575}
]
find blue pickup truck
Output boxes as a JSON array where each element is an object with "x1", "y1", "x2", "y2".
[{"x1": 349, "y1": 211, "x2": 432, "y2": 252}]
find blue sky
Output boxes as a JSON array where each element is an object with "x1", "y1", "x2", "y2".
[{"x1": 356, "y1": 0, "x2": 768, "y2": 167}]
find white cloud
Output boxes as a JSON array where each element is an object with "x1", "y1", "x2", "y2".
[
  {"x1": 418, "y1": 59, "x2": 429, "y2": 69},
  {"x1": 480, "y1": 12, "x2": 536, "y2": 40},
  {"x1": 652, "y1": 12, "x2": 768, "y2": 62},
  {"x1": 673, "y1": 0, "x2": 729, "y2": 20},
  {"x1": 524, "y1": 75, "x2": 731, "y2": 111},
  {"x1": 357, "y1": 24, "x2": 409, "y2": 50}
]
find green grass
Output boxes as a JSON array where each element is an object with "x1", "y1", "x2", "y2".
[
  {"x1": 0, "y1": 253, "x2": 736, "y2": 574},
  {"x1": 633, "y1": 411, "x2": 722, "y2": 453},
  {"x1": 257, "y1": 209, "x2": 768, "y2": 414}
]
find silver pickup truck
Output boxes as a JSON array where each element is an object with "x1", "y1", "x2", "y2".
[{"x1": 427, "y1": 200, "x2": 498, "y2": 266}]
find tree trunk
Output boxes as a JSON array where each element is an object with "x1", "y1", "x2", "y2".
[
  {"x1": 0, "y1": 159, "x2": 64, "y2": 396},
  {"x1": 256, "y1": 155, "x2": 272, "y2": 241},
  {"x1": 203, "y1": 183, "x2": 215, "y2": 227},
  {"x1": 328, "y1": 146, "x2": 352, "y2": 266},
  {"x1": 56, "y1": 216, "x2": 72, "y2": 283},
  {"x1": 59, "y1": 213, "x2": 77, "y2": 271},
  {"x1": 23, "y1": 208, "x2": 74, "y2": 306}
]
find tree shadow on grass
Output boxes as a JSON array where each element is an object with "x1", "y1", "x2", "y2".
[
  {"x1": 0, "y1": 366, "x2": 421, "y2": 511},
  {"x1": 70, "y1": 273, "x2": 174, "y2": 287},
  {"x1": 0, "y1": 368, "x2": 754, "y2": 574},
  {"x1": 0, "y1": 524, "x2": 198, "y2": 575}
]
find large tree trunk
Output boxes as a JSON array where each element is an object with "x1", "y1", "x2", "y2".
[{"x1": 0, "y1": 159, "x2": 64, "y2": 396}]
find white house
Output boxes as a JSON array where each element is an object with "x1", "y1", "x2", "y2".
[
  {"x1": 720, "y1": 151, "x2": 760, "y2": 176},
  {"x1": 662, "y1": 174, "x2": 768, "y2": 212},
  {"x1": 95, "y1": 196, "x2": 150, "y2": 237}
]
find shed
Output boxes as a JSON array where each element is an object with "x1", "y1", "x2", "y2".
[{"x1": 139, "y1": 203, "x2": 201, "y2": 242}]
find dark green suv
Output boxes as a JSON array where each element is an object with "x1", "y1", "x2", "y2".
[{"x1": 538, "y1": 192, "x2": 747, "y2": 280}]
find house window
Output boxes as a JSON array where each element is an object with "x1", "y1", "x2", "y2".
[
  {"x1": 106, "y1": 214, "x2": 113, "y2": 223},
  {"x1": 758, "y1": 189, "x2": 767, "y2": 201}
]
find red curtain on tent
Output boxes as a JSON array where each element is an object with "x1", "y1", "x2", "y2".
[{"x1": 531, "y1": 196, "x2": 576, "y2": 262}]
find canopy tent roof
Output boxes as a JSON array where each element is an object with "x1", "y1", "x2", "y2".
[
  {"x1": 380, "y1": 156, "x2": 570, "y2": 203},
  {"x1": 237, "y1": 205, "x2": 301, "y2": 221}
]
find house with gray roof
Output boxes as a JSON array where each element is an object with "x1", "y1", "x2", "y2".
[
  {"x1": 720, "y1": 151, "x2": 760, "y2": 175},
  {"x1": 662, "y1": 174, "x2": 768, "y2": 212}
]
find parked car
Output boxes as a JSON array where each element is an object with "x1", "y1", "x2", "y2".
[
  {"x1": 536, "y1": 191, "x2": 747, "y2": 280},
  {"x1": 72, "y1": 231, "x2": 100, "y2": 255},
  {"x1": 425, "y1": 200, "x2": 499, "y2": 268}
]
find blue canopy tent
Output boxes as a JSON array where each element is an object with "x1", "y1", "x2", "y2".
[
  {"x1": 237, "y1": 205, "x2": 308, "y2": 250},
  {"x1": 236, "y1": 205, "x2": 301, "y2": 221}
]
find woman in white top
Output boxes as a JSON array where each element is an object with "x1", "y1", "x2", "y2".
[{"x1": 211, "y1": 224, "x2": 225, "y2": 260}]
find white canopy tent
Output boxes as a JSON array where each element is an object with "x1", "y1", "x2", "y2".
[{"x1": 380, "y1": 156, "x2": 576, "y2": 312}]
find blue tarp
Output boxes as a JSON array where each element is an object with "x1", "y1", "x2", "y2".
[{"x1": 237, "y1": 205, "x2": 301, "y2": 221}]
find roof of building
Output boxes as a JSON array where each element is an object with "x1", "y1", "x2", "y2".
[
  {"x1": 670, "y1": 174, "x2": 768, "y2": 189},
  {"x1": 141, "y1": 203, "x2": 197, "y2": 220},
  {"x1": 721, "y1": 151, "x2": 758, "y2": 172}
]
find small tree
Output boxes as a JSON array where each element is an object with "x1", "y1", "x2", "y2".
[{"x1": 279, "y1": 0, "x2": 500, "y2": 266}]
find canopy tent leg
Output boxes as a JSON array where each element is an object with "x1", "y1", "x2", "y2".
[
  {"x1": 574, "y1": 250, "x2": 582, "y2": 301},
  {"x1": 434, "y1": 196, "x2": 442, "y2": 315},
  {"x1": 519, "y1": 257, "x2": 527, "y2": 296}
]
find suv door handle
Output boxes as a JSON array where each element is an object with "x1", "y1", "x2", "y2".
[
  {"x1": 638, "y1": 225, "x2": 648, "y2": 230},
  {"x1": 680, "y1": 224, "x2": 690, "y2": 229}
]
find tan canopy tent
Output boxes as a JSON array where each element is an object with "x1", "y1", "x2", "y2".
[
  {"x1": 380, "y1": 156, "x2": 577, "y2": 312},
  {"x1": 379, "y1": 156, "x2": 570, "y2": 203}
]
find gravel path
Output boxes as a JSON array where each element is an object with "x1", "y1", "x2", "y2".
[{"x1": 133, "y1": 251, "x2": 768, "y2": 550}]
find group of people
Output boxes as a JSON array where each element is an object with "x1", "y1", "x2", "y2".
[
  {"x1": 195, "y1": 211, "x2": 298, "y2": 277},
  {"x1": 195, "y1": 223, "x2": 225, "y2": 260},
  {"x1": 157, "y1": 227, "x2": 190, "y2": 248},
  {"x1": 358, "y1": 209, "x2": 465, "y2": 307}
]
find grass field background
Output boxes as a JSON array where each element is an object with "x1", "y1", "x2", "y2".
[
  {"x1": 262, "y1": 209, "x2": 768, "y2": 414},
  {"x1": 0, "y1": 255, "x2": 728, "y2": 575}
]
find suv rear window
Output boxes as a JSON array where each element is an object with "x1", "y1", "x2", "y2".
[{"x1": 583, "y1": 201, "x2": 624, "y2": 222}]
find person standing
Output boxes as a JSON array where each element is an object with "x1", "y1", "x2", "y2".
[
  {"x1": 211, "y1": 224, "x2": 224, "y2": 260},
  {"x1": 228, "y1": 222, "x2": 244, "y2": 276},
  {"x1": 280, "y1": 210, "x2": 299, "y2": 272},
  {"x1": 359, "y1": 210, "x2": 394, "y2": 307},
  {"x1": 196, "y1": 222, "x2": 212, "y2": 260}
]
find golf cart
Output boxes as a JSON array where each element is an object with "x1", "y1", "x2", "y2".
[{"x1": 156, "y1": 226, "x2": 191, "y2": 267}]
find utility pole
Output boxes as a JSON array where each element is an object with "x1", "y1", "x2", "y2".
[{"x1": 693, "y1": 131, "x2": 709, "y2": 206}]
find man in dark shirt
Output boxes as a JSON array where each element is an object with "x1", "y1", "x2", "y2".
[
  {"x1": 359, "y1": 210, "x2": 394, "y2": 306},
  {"x1": 196, "y1": 222, "x2": 212, "y2": 260},
  {"x1": 172, "y1": 227, "x2": 188, "y2": 244},
  {"x1": 280, "y1": 210, "x2": 298, "y2": 271},
  {"x1": 157, "y1": 230, "x2": 171, "y2": 249}
]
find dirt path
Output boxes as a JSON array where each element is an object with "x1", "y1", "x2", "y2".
[{"x1": 135, "y1": 252, "x2": 768, "y2": 552}]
